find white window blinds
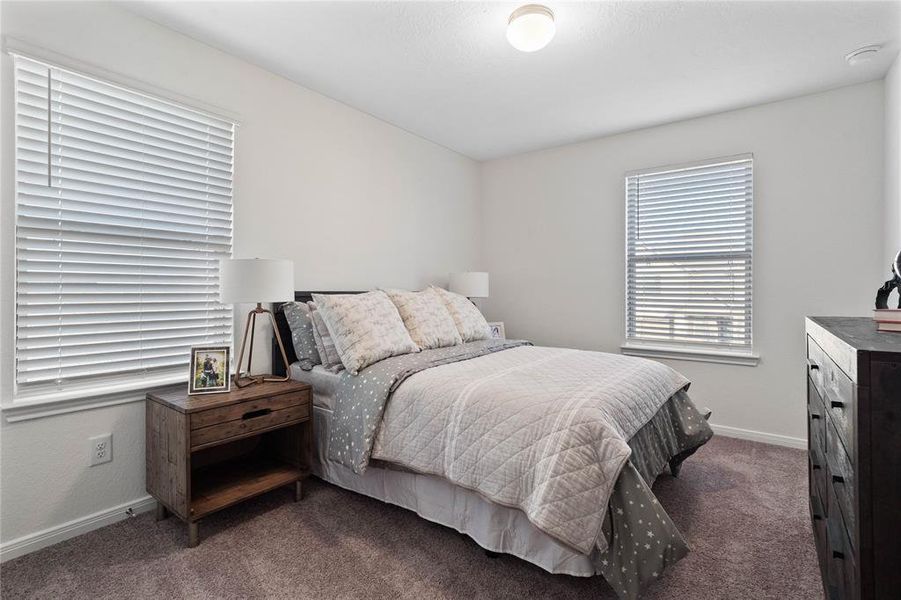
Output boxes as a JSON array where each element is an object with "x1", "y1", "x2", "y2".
[
  {"x1": 14, "y1": 55, "x2": 234, "y2": 389},
  {"x1": 625, "y1": 155, "x2": 753, "y2": 353}
]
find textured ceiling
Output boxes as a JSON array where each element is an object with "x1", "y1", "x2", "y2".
[{"x1": 127, "y1": 1, "x2": 901, "y2": 160}]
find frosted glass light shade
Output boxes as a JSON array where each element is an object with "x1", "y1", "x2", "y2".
[
  {"x1": 220, "y1": 258, "x2": 295, "y2": 304},
  {"x1": 449, "y1": 272, "x2": 489, "y2": 298},
  {"x1": 506, "y1": 5, "x2": 555, "y2": 52}
]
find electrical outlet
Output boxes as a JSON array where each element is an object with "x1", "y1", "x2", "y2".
[{"x1": 89, "y1": 433, "x2": 112, "y2": 466}]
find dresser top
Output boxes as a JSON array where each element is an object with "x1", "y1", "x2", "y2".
[
  {"x1": 147, "y1": 379, "x2": 310, "y2": 413},
  {"x1": 807, "y1": 316, "x2": 901, "y2": 354}
]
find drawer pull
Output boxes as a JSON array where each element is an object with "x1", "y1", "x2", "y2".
[
  {"x1": 827, "y1": 520, "x2": 845, "y2": 560},
  {"x1": 810, "y1": 496, "x2": 824, "y2": 520},
  {"x1": 811, "y1": 451, "x2": 822, "y2": 470},
  {"x1": 831, "y1": 474, "x2": 845, "y2": 484},
  {"x1": 830, "y1": 400, "x2": 845, "y2": 409},
  {"x1": 807, "y1": 360, "x2": 820, "y2": 371},
  {"x1": 810, "y1": 411, "x2": 821, "y2": 420},
  {"x1": 242, "y1": 408, "x2": 272, "y2": 420}
]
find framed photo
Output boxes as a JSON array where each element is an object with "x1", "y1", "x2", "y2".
[
  {"x1": 188, "y1": 346, "x2": 231, "y2": 395},
  {"x1": 488, "y1": 321, "x2": 505, "y2": 339}
]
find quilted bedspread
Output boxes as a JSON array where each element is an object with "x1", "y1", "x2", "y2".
[
  {"x1": 328, "y1": 342, "x2": 690, "y2": 555},
  {"x1": 372, "y1": 345, "x2": 689, "y2": 554}
]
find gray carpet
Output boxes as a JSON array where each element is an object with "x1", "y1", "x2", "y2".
[{"x1": 1, "y1": 436, "x2": 821, "y2": 599}]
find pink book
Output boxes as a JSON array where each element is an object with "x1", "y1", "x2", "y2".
[{"x1": 873, "y1": 308, "x2": 901, "y2": 323}]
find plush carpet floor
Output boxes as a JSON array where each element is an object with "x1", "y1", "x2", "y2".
[{"x1": 1, "y1": 436, "x2": 821, "y2": 599}]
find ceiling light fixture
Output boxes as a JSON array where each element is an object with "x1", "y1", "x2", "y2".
[
  {"x1": 506, "y1": 4, "x2": 555, "y2": 53},
  {"x1": 845, "y1": 44, "x2": 882, "y2": 66}
]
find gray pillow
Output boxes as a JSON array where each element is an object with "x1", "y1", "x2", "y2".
[
  {"x1": 308, "y1": 303, "x2": 344, "y2": 374},
  {"x1": 281, "y1": 301, "x2": 320, "y2": 371},
  {"x1": 312, "y1": 291, "x2": 420, "y2": 375}
]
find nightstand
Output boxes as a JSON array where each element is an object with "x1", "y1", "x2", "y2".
[{"x1": 146, "y1": 380, "x2": 312, "y2": 547}]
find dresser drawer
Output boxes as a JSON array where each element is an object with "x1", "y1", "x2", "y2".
[
  {"x1": 807, "y1": 362, "x2": 826, "y2": 410},
  {"x1": 810, "y1": 493, "x2": 828, "y2": 563},
  {"x1": 827, "y1": 510, "x2": 857, "y2": 600},
  {"x1": 807, "y1": 379, "x2": 826, "y2": 452},
  {"x1": 191, "y1": 403, "x2": 310, "y2": 449},
  {"x1": 826, "y1": 420, "x2": 856, "y2": 552},
  {"x1": 810, "y1": 443, "x2": 828, "y2": 506},
  {"x1": 807, "y1": 336, "x2": 855, "y2": 460}
]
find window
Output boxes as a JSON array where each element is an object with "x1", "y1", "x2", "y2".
[
  {"x1": 13, "y1": 55, "x2": 234, "y2": 396},
  {"x1": 623, "y1": 155, "x2": 755, "y2": 365}
]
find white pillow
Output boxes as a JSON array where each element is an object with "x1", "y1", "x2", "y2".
[
  {"x1": 312, "y1": 291, "x2": 419, "y2": 374},
  {"x1": 383, "y1": 288, "x2": 462, "y2": 350},
  {"x1": 307, "y1": 303, "x2": 344, "y2": 374},
  {"x1": 430, "y1": 286, "x2": 492, "y2": 342}
]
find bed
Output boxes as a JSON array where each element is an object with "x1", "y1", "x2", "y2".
[{"x1": 272, "y1": 292, "x2": 713, "y2": 599}]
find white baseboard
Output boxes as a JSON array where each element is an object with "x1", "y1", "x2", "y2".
[
  {"x1": 0, "y1": 495, "x2": 156, "y2": 563},
  {"x1": 711, "y1": 423, "x2": 807, "y2": 450}
]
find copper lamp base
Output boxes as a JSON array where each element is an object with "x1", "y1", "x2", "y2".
[{"x1": 233, "y1": 303, "x2": 291, "y2": 388}]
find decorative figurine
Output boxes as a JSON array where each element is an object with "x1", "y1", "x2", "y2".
[{"x1": 875, "y1": 249, "x2": 901, "y2": 309}]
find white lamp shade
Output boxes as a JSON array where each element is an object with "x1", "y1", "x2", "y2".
[
  {"x1": 220, "y1": 258, "x2": 295, "y2": 304},
  {"x1": 449, "y1": 272, "x2": 489, "y2": 298}
]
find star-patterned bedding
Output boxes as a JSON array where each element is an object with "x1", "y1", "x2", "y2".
[
  {"x1": 326, "y1": 340, "x2": 712, "y2": 599},
  {"x1": 594, "y1": 390, "x2": 712, "y2": 598}
]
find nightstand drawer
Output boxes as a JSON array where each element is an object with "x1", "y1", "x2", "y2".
[
  {"x1": 190, "y1": 391, "x2": 309, "y2": 430},
  {"x1": 191, "y1": 403, "x2": 310, "y2": 449}
]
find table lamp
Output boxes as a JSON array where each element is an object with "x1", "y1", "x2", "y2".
[
  {"x1": 220, "y1": 258, "x2": 295, "y2": 388},
  {"x1": 449, "y1": 272, "x2": 489, "y2": 299}
]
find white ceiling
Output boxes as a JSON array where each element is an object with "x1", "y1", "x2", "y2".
[{"x1": 128, "y1": 1, "x2": 900, "y2": 160}]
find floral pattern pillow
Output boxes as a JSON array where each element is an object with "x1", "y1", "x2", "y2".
[
  {"x1": 431, "y1": 286, "x2": 492, "y2": 342},
  {"x1": 312, "y1": 291, "x2": 420, "y2": 375},
  {"x1": 383, "y1": 288, "x2": 462, "y2": 350},
  {"x1": 281, "y1": 301, "x2": 320, "y2": 371}
]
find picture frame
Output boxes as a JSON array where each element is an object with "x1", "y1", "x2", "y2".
[
  {"x1": 488, "y1": 321, "x2": 505, "y2": 339},
  {"x1": 188, "y1": 346, "x2": 231, "y2": 395}
]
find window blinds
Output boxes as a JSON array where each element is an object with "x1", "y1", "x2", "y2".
[
  {"x1": 625, "y1": 155, "x2": 753, "y2": 351},
  {"x1": 14, "y1": 55, "x2": 234, "y2": 388}
]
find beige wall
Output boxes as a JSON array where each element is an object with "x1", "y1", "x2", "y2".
[
  {"x1": 0, "y1": 1, "x2": 481, "y2": 551},
  {"x1": 885, "y1": 53, "x2": 901, "y2": 271},
  {"x1": 480, "y1": 82, "x2": 885, "y2": 445}
]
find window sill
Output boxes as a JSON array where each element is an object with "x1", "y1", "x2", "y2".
[
  {"x1": 3, "y1": 373, "x2": 187, "y2": 423},
  {"x1": 620, "y1": 342, "x2": 759, "y2": 367}
]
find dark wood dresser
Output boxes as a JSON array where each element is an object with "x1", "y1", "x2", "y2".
[{"x1": 806, "y1": 317, "x2": 901, "y2": 599}]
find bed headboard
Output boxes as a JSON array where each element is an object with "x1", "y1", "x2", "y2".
[{"x1": 271, "y1": 291, "x2": 363, "y2": 377}]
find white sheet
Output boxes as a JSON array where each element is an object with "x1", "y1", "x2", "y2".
[
  {"x1": 288, "y1": 363, "x2": 341, "y2": 410},
  {"x1": 312, "y1": 404, "x2": 599, "y2": 577}
]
